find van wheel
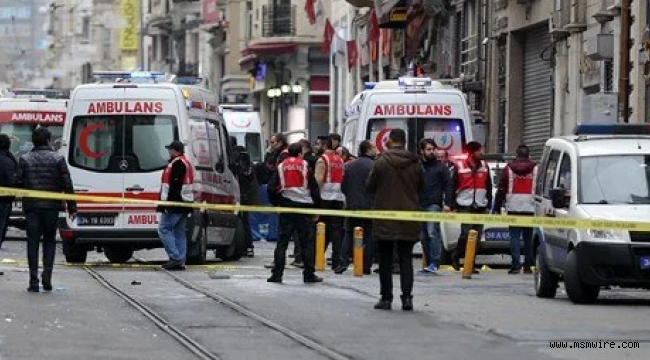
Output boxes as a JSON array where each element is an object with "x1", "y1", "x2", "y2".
[
  {"x1": 564, "y1": 250, "x2": 600, "y2": 304},
  {"x1": 186, "y1": 215, "x2": 207, "y2": 265},
  {"x1": 215, "y1": 218, "x2": 246, "y2": 262},
  {"x1": 534, "y1": 245, "x2": 559, "y2": 298},
  {"x1": 63, "y1": 242, "x2": 87, "y2": 263},
  {"x1": 104, "y1": 247, "x2": 134, "y2": 264}
]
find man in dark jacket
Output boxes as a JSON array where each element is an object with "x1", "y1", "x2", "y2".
[
  {"x1": 493, "y1": 144, "x2": 537, "y2": 274},
  {"x1": 0, "y1": 133, "x2": 17, "y2": 252},
  {"x1": 267, "y1": 143, "x2": 322, "y2": 284},
  {"x1": 16, "y1": 128, "x2": 76, "y2": 292},
  {"x1": 450, "y1": 141, "x2": 493, "y2": 273},
  {"x1": 419, "y1": 139, "x2": 453, "y2": 273},
  {"x1": 367, "y1": 129, "x2": 424, "y2": 311},
  {"x1": 235, "y1": 146, "x2": 260, "y2": 258},
  {"x1": 335, "y1": 140, "x2": 377, "y2": 275},
  {"x1": 157, "y1": 141, "x2": 194, "y2": 271}
]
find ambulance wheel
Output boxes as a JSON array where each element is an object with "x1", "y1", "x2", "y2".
[
  {"x1": 63, "y1": 242, "x2": 87, "y2": 264},
  {"x1": 215, "y1": 218, "x2": 246, "y2": 262},
  {"x1": 186, "y1": 214, "x2": 207, "y2": 265},
  {"x1": 104, "y1": 246, "x2": 134, "y2": 264}
]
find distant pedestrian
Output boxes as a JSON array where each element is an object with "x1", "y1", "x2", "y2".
[
  {"x1": 336, "y1": 140, "x2": 377, "y2": 275},
  {"x1": 299, "y1": 138, "x2": 318, "y2": 173},
  {"x1": 16, "y1": 128, "x2": 76, "y2": 292},
  {"x1": 367, "y1": 129, "x2": 424, "y2": 311},
  {"x1": 157, "y1": 140, "x2": 195, "y2": 271},
  {"x1": 418, "y1": 139, "x2": 453, "y2": 273},
  {"x1": 450, "y1": 141, "x2": 492, "y2": 273},
  {"x1": 255, "y1": 155, "x2": 276, "y2": 186},
  {"x1": 493, "y1": 144, "x2": 537, "y2": 274},
  {"x1": 270, "y1": 133, "x2": 289, "y2": 165},
  {"x1": 436, "y1": 149, "x2": 456, "y2": 172},
  {"x1": 0, "y1": 133, "x2": 17, "y2": 251},
  {"x1": 330, "y1": 133, "x2": 342, "y2": 152},
  {"x1": 267, "y1": 143, "x2": 322, "y2": 284},
  {"x1": 235, "y1": 146, "x2": 260, "y2": 258}
]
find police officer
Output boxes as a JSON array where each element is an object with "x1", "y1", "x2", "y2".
[
  {"x1": 267, "y1": 143, "x2": 322, "y2": 283},
  {"x1": 315, "y1": 134, "x2": 346, "y2": 270},
  {"x1": 450, "y1": 141, "x2": 492, "y2": 273},
  {"x1": 493, "y1": 144, "x2": 537, "y2": 274}
]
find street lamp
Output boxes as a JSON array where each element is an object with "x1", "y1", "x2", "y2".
[{"x1": 281, "y1": 84, "x2": 291, "y2": 94}]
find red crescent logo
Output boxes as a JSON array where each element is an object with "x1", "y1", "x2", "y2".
[
  {"x1": 375, "y1": 128, "x2": 392, "y2": 152},
  {"x1": 80, "y1": 123, "x2": 108, "y2": 159},
  {"x1": 231, "y1": 117, "x2": 252, "y2": 128}
]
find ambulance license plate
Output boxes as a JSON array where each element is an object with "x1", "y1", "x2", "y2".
[
  {"x1": 640, "y1": 256, "x2": 650, "y2": 270},
  {"x1": 77, "y1": 213, "x2": 117, "y2": 227}
]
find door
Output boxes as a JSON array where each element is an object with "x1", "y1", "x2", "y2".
[{"x1": 537, "y1": 148, "x2": 564, "y2": 268}]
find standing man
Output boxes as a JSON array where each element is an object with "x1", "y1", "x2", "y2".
[
  {"x1": 315, "y1": 135, "x2": 346, "y2": 271},
  {"x1": 493, "y1": 144, "x2": 537, "y2": 274},
  {"x1": 419, "y1": 139, "x2": 453, "y2": 273},
  {"x1": 267, "y1": 143, "x2": 322, "y2": 283},
  {"x1": 436, "y1": 149, "x2": 456, "y2": 172},
  {"x1": 157, "y1": 140, "x2": 195, "y2": 271},
  {"x1": 450, "y1": 141, "x2": 492, "y2": 273},
  {"x1": 336, "y1": 140, "x2": 377, "y2": 274},
  {"x1": 330, "y1": 133, "x2": 342, "y2": 152},
  {"x1": 367, "y1": 129, "x2": 423, "y2": 311},
  {"x1": 234, "y1": 146, "x2": 259, "y2": 258},
  {"x1": 16, "y1": 128, "x2": 76, "y2": 292},
  {"x1": 270, "y1": 133, "x2": 289, "y2": 165},
  {"x1": 0, "y1": 133, "x2": 17, "y2": 252}
]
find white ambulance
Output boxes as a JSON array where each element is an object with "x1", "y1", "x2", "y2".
[
  {"x1": 59, "y1": 72, "x2": 243, "y2": 264},
  {"x1": 0, "y1": 95, "x2": 68, "y2": 229},
  {"x1": 219, "y1": 104, "x2": 264, "y2": 163}
]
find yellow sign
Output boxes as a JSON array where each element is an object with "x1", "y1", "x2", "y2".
[
  {"x1": 389, "y1": 8, "x2": 407, "y2": 23},
  {"x1": 2, "y1": 186, "x2": 650, "y2": 231},
  {"x1": 120, "y1": 0, "x2": 139, "y2": 51},
  {"x1": 121, "y1": 55, "x2": 137, "y2": 70}
]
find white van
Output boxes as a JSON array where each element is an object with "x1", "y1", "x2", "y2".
[
  {"x1": 220, "y1": 104, "x2": 264, "y2": 163},
  {"x1": 0, "y1": 96, "x2": 68, "y2": 228},
  {"x1": 59, "y1": 72, "x2": 244, "y2": 264}
]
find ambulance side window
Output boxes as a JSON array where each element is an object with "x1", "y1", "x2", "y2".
[
  {"x1": 189, "y1": 118, "x2": 211, "y2": 170},
  {"x1": 206, "y1": 120, "x2": 224, "y2": 173},
  {"x1": 542, "y1": 149, "x2": 561, "y2": 198},
  {"x1": 220, "y1": 123, "x2": 235, "y2": 168}
]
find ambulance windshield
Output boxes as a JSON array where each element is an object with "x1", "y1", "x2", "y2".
[
  {"x1": 367, "y1": 118, "x2": 465, "y2": 154},
  {"x1": 0, "y1": 123, "x2": 64, "y2": 157},
  {"x1": 230, "y1": 132, "x2": 262, "y2": 163},
  {"x1": 69, "y1": 115, "x2": 178, "y2": 173}
]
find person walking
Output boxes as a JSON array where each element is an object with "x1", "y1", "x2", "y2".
[
  {"x1": 335, "y1": 140, "x2": 377, "y2": 275},
  {"x1": 157, "y1": 140, "x2": 195, "y2": 271},
  {"x1": 15, "y1": 128, "x2": 76, "y2": 292},
  {"x1": 493, "y1": 144, "x2": 537, "y2": 274},
  {"x1": 367, "y1": 129, "x2": 424, "y2": 311},
  {"x1": 267, "y1": 143, "x2": 322, "y2": 284},
  {"x1": 450, "y1": 141, "x2": 492, "y2": 273},
  {"x1": 0, "y1": 133, "x2": 17, "y2": 252},
  {"x1": 235, "y1": 146, "x2": 259, "y2": 258},
  {"x1": 418, "y1": 139, "x2": 453, "y2": 273}
]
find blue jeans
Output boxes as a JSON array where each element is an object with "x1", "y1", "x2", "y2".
[
  {"x1": 509, "y1": 226, "x2": 534, "y2": 268},
  {"x1": 158, "y1": 213, "x2": 188, "y2": 263},
  {"x1": 421, "y1": 204, "x2": 442, "y2": 267}
]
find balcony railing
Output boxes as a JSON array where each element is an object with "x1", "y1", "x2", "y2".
[{"x1": 262, "y1": 4, "x2": 296, "y2": 37}]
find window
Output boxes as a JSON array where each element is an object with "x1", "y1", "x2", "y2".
[
  {"x1": 543, "y1": 149, "x2": 561, "y2": 197},
  {"x1": 367, "y1": 118, "x2": 466, "y2": 154},
  {"x1": 206, "y1": 120, "x2": 223, "y2": 170},
  {"x1": 131, "y1": 116, "x2": 176, "y2": 171},
  {"x1": 557, "y1": 153, "x2": 572, "y2": 192},
  {"x1": 581, "y1": 155, "x2": 650, "y2": 204},
  {"x1": 0, "y1": 124, "x2": 64, "y2": 157},
  {"x1": 189, "y1": 118, "x2": 211, "y2": 169},
  {"x1": 244, "y1": 133, "x2": 262, "y2": 163},
  {"x1": 535, "y1": 146, "x2": 551, "y2": 196}
]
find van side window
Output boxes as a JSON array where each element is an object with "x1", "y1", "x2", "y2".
[
  {"x1": 557, "y1": 153, "x2": 572, "y2": 192},
  {"x1": 206, "y1": 120, "x2": 224, "y2": 170},
  {"x1": 543, "y1": 149, "x2": 561, "y2": 197},
  {"x1": 535, "y1": 146, "x2": 551, "y2": 196},
  {"x1": 188, "y1": 118, "x2": 211, "y2": 170},
  {"x1": 220, "y1": 123, "x2": 234, "y2": 166}
]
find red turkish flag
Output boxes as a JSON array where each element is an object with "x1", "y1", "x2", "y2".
[
  {"x1": 305, "y1": 0, "x2": 316, "y2": 25},
  {"x1": 347, "y1": 40, "x2": 358, "y2": 70},
  {"x1": 369, "y1": 9, "x2": 380, "y2": 43},
  {"x1": 322, "y1": 19, "x2": 335, "y2": 54}
]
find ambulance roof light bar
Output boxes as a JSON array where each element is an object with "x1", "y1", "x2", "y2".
[
  {"x1": 398, "y1": 77, "x2": 433, "y2": 89},
  {"x1": 92, "y1": 71, "x2": 167, "y2": 82},
  {"x1": 573, "y1": 123, "x2": 650, "y2": 136}
]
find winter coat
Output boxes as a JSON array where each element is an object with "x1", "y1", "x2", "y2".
[
  {"x1": 419, "y1": 157, "x2": 453, "y2": 208},
  {"x1": 493, "y1": 158, "x2": 537, "y2": 214},
  {"x1": 0, "y1": 149, "x2": 17, "y2": 204},
  {"x1": 366, "y1": 147, "x2": 424, "y2": 241},
  {"x1": 341, "y1": 155, "x2": 374, "y2": 210},
  {"x1": 16, "y1": 146, "x2": 76, "y2": 214}
]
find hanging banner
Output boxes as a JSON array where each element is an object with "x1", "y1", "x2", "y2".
[{"x1": 120, "y1": 0, "x2": 139, "y2": 51}]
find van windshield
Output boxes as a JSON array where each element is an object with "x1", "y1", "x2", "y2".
[
  {"x1": 69, "y1": 115, "x2": 178, "y2": 173},
  {"x1": 231, "y1": 132, "x2": 262, "y2": 163},
  {"x1": 580, "y1": 155, "x2": 650, "y2": 204},
  {"x1": 0, "y1": 123, "x2": 64, "y2": 157},
  {"x1": 367, "y1": 118, "x2": 466, "y2": 154}
]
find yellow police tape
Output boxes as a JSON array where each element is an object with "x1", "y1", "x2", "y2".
[{"x1": 0, "y1": 186, "x2": 648, "y2": 231}]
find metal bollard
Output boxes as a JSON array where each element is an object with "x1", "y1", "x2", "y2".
[
  {"x1": 461, "y1": 230, "x2": 479, "y2": 279},
  {"x1": 353, "y1": 227, "x2": 364, "y2": 277},
  {"x1": 316, "y1": 222, "x2": 326, "y2": 272}
]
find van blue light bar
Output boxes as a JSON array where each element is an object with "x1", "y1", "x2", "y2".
[
  {"x1": 364, "y1": 82, "x2": 377, "y2": 90},
  {"x1": 573, "y1": 123, "x2": 650, "y2": 135},
  {"x1": 92, "y1": 71, "x2": 166, "y2": 80}
]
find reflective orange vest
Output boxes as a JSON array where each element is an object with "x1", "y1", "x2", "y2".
[
  {"x1": 278, "y1": 157, "x2": 313, "y2": 204},
  {"x1": 455, "y1": 160, "x2": 489, "y2": 208},
  {"x1": 320, "y1": 152, "x2": 345, "y2": 202},
  {"x1": 161, "y1": 155, "x2": 195, "y2": 202},
  {"x1": 505, "y1": 165, "x2": 538, "y2": 213}
]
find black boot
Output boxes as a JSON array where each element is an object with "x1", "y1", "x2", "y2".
[
  {"x1": 374, "y1": 298, "x2": 392, "y2": 310},
  {"x1": 401, "y1": 295, "x2": 413, "y2": 311},
  {"x1": 42, "y1": 271, "x2": 53, "y2": 292}
]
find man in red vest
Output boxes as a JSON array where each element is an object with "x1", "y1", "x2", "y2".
[
  {"x1": 158, "y1": 141, "x2": 195, "y2": 271},
  {"x1": 315, "y1": 134, "x2": 346, "y2": 270},
  {"x1": 493, "y1": 144, "x2": 538, "y2": 274},
  {"x1": 450, "y1": 141, "x2": 492, "y2": 273},
  {"x1": 267, "y1": 143, "x2": 322, "y2": 283}
]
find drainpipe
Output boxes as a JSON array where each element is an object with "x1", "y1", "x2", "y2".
[{"x1": 619, "y1": 0, "x2": 631, "y2": 122}]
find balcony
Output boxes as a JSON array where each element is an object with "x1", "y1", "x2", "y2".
[{"x1": 262, "y1": 4, "x2": 296, "y2": 38}]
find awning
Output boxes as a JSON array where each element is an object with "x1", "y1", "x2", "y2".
[
  {"x1": 238, "y1": 54, "x2": 258, "y2": 71},
  {"x1": 242, "y1": 43, "x2": 296, "y2": 57},
  {"x1": 310, "y1": 75, "x2": 330, "y2": 92}
]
